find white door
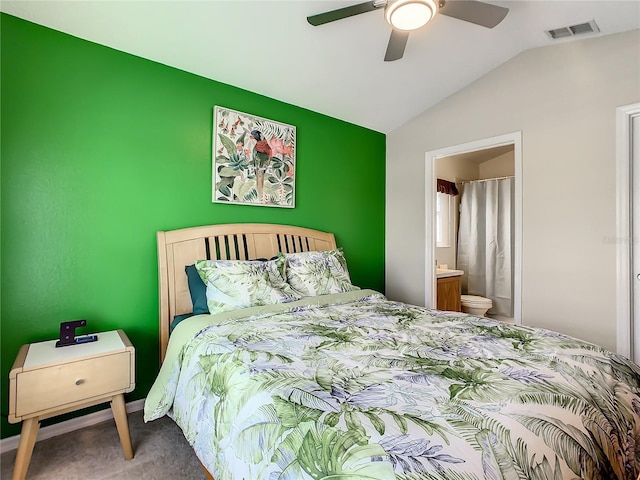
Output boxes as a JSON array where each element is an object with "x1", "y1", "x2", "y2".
[
  {"x1": 633, "y1": 114, "x2": 640, "y2": 364},
  {"x1": 616, "y1": 104, "x2": 640, "y2": 363}
]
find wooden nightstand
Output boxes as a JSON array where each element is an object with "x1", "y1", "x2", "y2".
[{"x1": 8, "y1": 329, "x2": 135, "y2": 480}]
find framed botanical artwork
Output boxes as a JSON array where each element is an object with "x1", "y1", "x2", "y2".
[{"x1": 212, "y1": 106, "x2": 296, "y2": 208}]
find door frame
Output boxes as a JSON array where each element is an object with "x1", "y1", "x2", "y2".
[
  {"x1": 616, "y1": 102, "x2": 640, "y2": 361},
  {"x1": 424, "y1": 132, "x2": 523, "y2": 324}
]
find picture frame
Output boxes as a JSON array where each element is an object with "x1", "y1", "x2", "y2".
[{"x1": 212, "y1": 106, "x2": 296, "y2": 208}]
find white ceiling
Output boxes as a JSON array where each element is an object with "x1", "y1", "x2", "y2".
[{"x1": 2, "y1": 1, "x2": 639, "y2": 133}]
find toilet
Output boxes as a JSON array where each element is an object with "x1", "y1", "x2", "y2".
[{"x1": 460, "y1": 295, "x2": 493, "y2": 317}]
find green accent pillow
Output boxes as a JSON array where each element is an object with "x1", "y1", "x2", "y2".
[
  {"x1": 282, "y1": 249, "x2": 360, "y2": 297},
  {"x1": 195, "y1": 256, "x2": 299, "y2": 315},
  {"x1": 185, "y1": 264, "x2": 209, "y2": 315}
]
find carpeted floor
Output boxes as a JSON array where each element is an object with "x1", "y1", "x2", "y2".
[{"x1": 1, "y1": 411, "x2": 206, "y2": 479}]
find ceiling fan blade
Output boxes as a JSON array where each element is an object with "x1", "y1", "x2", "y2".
[
  {"x1": 439, "y1": 0, "x2": 508, "y2": 28},
  {"x1": 384, "y1": 29, "x2": 410, "y2": 62},
  {"x1": 307, "y1": 1, "x2": 383, "y2": 26}
]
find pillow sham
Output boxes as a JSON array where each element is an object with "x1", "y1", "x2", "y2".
[
  {"x1": 282, "y1": 248, "x2": 360, "y2": 297},
  {"x1": 195, "y1": 256, "x2": 299, "y2": 315},
  {"x1": 185, "y1": 257, "x2": 279, "y2": 316}
]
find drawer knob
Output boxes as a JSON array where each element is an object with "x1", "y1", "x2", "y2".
[{"x1": 75, "y1": 379, "x2": 85, "y2": 386}]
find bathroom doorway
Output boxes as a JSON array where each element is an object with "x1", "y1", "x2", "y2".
[{"x1": 425, "y1": 132, "x2": 522, "y2": 324}]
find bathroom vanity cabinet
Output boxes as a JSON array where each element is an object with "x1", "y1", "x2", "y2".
[{"x1": 437, "y1": 275, "x2": 462, "y2": 312}]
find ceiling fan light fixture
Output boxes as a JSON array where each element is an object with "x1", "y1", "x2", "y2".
[{"x1": 385, "y1": 0, "x2": 438, "y2": 31}]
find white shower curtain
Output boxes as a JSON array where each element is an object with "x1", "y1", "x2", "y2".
[{"x1": 457, "y1": 177, "x2": 514, "y2": 316}]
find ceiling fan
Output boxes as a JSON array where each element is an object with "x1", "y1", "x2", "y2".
[{"x1": 307, "y1": 0, "x2": 509, "y2": 61}]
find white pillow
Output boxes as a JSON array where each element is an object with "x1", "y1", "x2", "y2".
[
  {"x1": 282, "y1": 249, "x2": 359, "y2": 297},
  {"x1": 195, "y1": 256, "x2": 299, "y2": 314}
]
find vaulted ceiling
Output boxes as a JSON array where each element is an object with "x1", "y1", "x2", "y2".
[{"x1": 2, "y1": 1, "x2": 639, "y2": 132}]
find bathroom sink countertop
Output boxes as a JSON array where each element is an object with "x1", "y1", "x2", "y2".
[{"x1": 436, "y1": 268, "x2": 464, "y2": 278}]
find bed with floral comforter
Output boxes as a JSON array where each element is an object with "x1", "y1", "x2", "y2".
[{"x1": 144, "y1": 289, "x2": 640, "y2": 480}]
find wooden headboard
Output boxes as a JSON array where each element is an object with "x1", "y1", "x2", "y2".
[{"x1": 157, "y1": 223, "x2": 336, "y2": 361}]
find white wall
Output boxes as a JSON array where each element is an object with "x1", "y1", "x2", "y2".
[{"x1": 386, "y1": 29, "x2": 640, "y2": 352}]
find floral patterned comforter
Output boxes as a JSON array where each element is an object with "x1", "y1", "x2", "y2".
[{"x1": 144, "y1": 290, "x2": 640, "y2": 480}]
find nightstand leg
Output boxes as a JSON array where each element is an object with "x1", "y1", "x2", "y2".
[
  {"x1": 12, "y1": 417, "x2": 40, "y2": 480},
  {"x1": 110, "y1": 394, "x2": 134, "y2": 460}
]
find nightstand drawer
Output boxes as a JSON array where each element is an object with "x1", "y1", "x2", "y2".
[{"x1": 15, "y1": 351, "x2": 132, "y2": 418}]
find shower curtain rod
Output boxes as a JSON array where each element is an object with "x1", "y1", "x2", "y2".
[{"x1": 457, "y1": 175, "x2": 515, "y2": 185}]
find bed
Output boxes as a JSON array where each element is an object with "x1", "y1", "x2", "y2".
[{"x1": 144, "y1": 223, "x2": 640, "y2": 480}]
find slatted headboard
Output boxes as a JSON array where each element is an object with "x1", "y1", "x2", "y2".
[{"x1": 157, "y1": 223, "x2": 336, "y2": 361}]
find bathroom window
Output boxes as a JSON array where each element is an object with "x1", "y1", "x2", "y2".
[{"x1": 436, "y1": 192, "x2": 451, "y2": 247}]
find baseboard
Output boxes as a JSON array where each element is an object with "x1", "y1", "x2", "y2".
[{"x1": 0, "y1": 398, "x2": 145, "y2": 454}]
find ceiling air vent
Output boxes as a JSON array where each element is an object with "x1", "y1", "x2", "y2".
[{"x1": 546, "y1": 20, "x2": 600, "y2": 40}]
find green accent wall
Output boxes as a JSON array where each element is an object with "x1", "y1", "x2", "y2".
[{"x1": 0, "y1": 14, "x2": 385, "y2": 439}]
